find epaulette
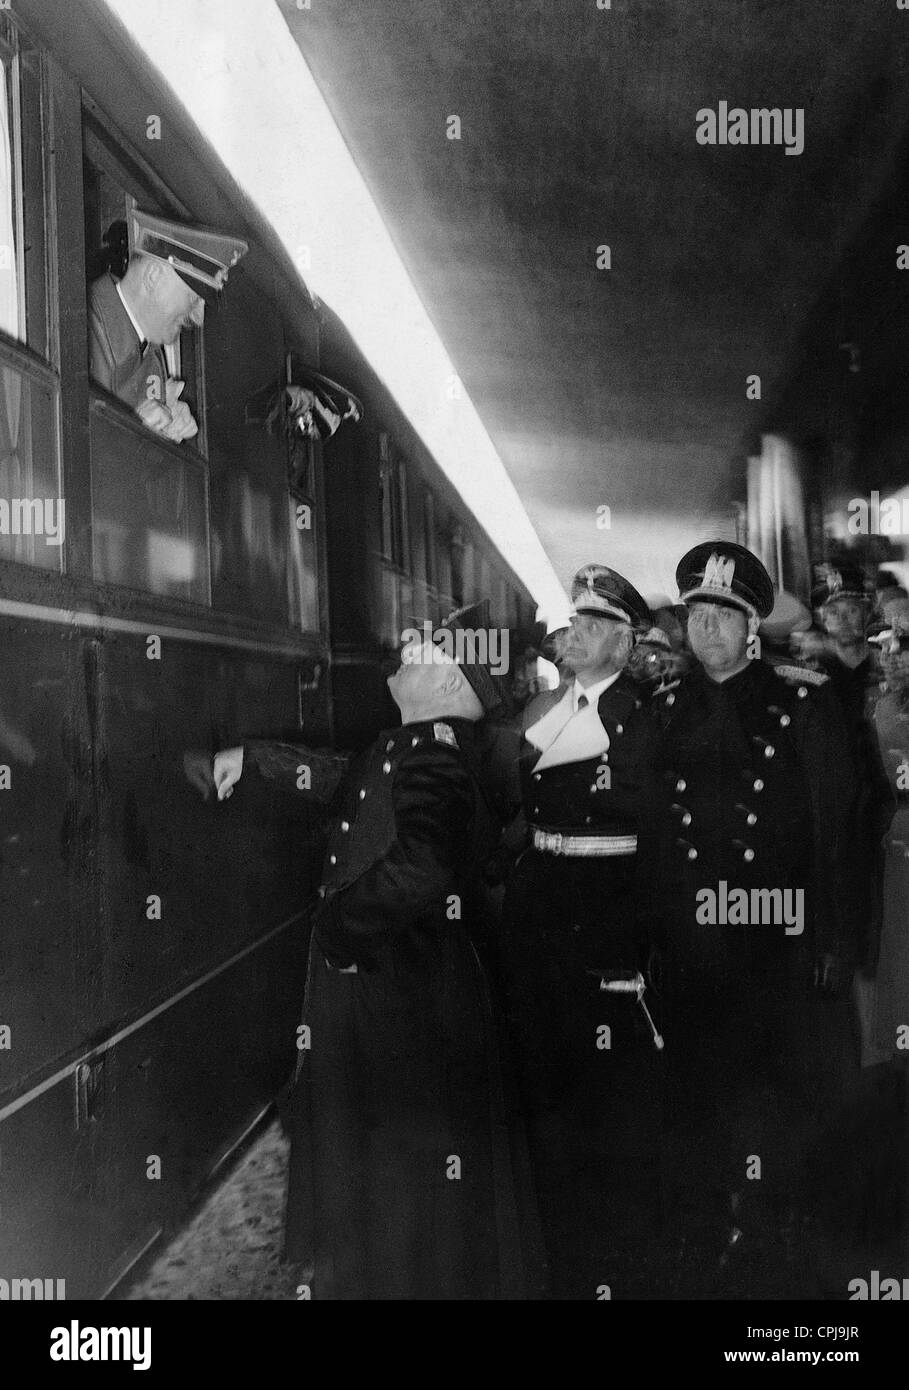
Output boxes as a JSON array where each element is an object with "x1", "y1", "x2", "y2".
[
  {"x1": 432, "y1": 721, "x2": 459, "y2": 748},
  {"x1": 773, "y1": 664, "x2": 829, "y2": 687}
]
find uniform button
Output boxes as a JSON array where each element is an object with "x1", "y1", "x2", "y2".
[
  {"x1": 359, "y1": 788, "x2": 366, "y2": 800},
  {"x1": 341, "y1": 821, "x2": 350, "y2": 832},
  {"x1": 746, "y1": 813, "x2": 757, "y2": 827},
  {"x1": 666, "y1": 693, "x2": 676, "y2": 707},
  {"x1": 532, "y1": 806, "x2": 539, "y2": 815},
  {"x1": 675, "y1": 779, "x2": 686, "y2": 793},
  {"x1": 386, "y1": 739, "x2": 395, "y2": 751},
  {"x1": 681, "y1": 812, "x2": 692, "y2": 827},
  {"x1": 382, "y1": 760, "x2": 392, "y2": 773},
  {"x1": 764, "y1": 745, "x2": 775, "y2": 759},
  {"x1": 687, "y1": 848, "x2": 698, "y2": 861},
  {"x1": 743, "y1": 848, "x2": 755, "y2": 863},
  {"x1": 533, "y1": 773, "x2": 542, "y2": 782},
  {"x1": 779, "y1": 714, "x2": 791, "y2": 727},
  {"x1": 797, "y1": 686, "x2": 808, "y2": 699},
  {"x1": 329, "y1": 854, "x2": 337, "y2": 865},
  {"x1": 753, "y1": 779, "x2": 764, "y2": 792},
  {"x1": 589, "y1": 783, "x2": 597, "y2": 793},
  {"x1": 411, "y1": 736, "x2": 420, "y2": 747},
  {"x1": 615, "y1": 723, "x2": 623, "y2": 735},
  {"x1": 317, "y1": 886, "x2": 326, "y2": 899},
  {"x1": 585, "y1": 815, "x2": 592, "y2": 825}
]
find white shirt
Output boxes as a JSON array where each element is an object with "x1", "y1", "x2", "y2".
[
  {"x1": 526, "y1": 668, "x2": 622, "y2": 771},
  {"x1": 116, "y1": 281, "x2": 149, "y2": 347},
  {"x1": 572, "y1": 670, "x2": 622, "y2": 712}
]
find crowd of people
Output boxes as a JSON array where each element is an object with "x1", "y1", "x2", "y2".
[{"x1": 205, "y1": 542, "x2": 908, "y2": 1301}]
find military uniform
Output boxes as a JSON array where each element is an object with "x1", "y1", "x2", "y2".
[
  {"x1": 498, "y1": 567, "x2": 665, "y2": 1298},
  {"x1": 89, "y1": 271, "x2": 168, "y2": 411},
  {"x1": 653, "y1": 543, "x2": 864, "y2": 1297}
]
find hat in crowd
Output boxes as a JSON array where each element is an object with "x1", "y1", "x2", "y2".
[
  {"x1": 437, "y1": 599, "x2": 506, "y2": 713},
  {"x1": 760, "y1": 589, "x2": 812, "y2": 643},
  {"x1": 539, "y1": 626, "x2": 570, "y2": 665},
  {"x1": 676, "y1": 541, "x2": 775, "y2": 620},
  {"x1": 638, "y1": 626, "x2": 672, "y2": 651},
  {"x1": 810, "y1": 562, "x2": 872, "y2": 610},
  {"x1": 128, "y1": 209, "x2": 248, "y2": 301},
  {"x1": 570, "y1": 565, "x2": 651, "y2": 629}
]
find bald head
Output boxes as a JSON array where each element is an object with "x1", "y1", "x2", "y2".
[{"x1": 387, "y1": 641, "x2": 485, "y2": 724}]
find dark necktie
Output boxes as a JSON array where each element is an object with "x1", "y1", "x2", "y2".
[
  {"x1": 577, "y1": 693, "x2": 589, "y2": 711},
  {"x1": 138, "y1": 339, "x2": 148, "y2": 356}
]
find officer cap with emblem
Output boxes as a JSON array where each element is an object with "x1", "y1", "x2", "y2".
[
  {"x1": 127, "y1": 209, "x2": 248, "y2": 303},
  {"x1": 676, "y1": 540, "x2": 774, "y2": 620},
  {"x1": 810, "y1": 561, "x2": 872, "y2": 611},
  {"x1": 437, "y1": 599, "x2": 508, "y2": 713},
  {"x1": 570, "y1": 564, "x2": 651, "y2": 629}
]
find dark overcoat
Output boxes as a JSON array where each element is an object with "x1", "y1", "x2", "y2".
[{"x1": 251, "y1": 719, "x2": 529, "y2": 1300}]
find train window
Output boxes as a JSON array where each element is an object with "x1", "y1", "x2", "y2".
[
  {"x1": 82, "y1": 111, "x2": 206, "y2": 453},
  {"x1": 450, "y1": 525, "x2": 466, "y2": 606},
  {"x1": 288, "y1": 438, "x2": 319, "y2": 632},
  {"x1": 0, "y1": 16, "x2": 59, "y2": 573},
  {"x1": 422, "y1": 489, "x2": 437, "y2": 591},
  {"x1": 378, "y1": 432, "x2": 410, "y2": 572}
]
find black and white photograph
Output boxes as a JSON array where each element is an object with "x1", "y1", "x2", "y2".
[{"x1": 2, "y1": 0, "x2": 909, "y2": 1346}]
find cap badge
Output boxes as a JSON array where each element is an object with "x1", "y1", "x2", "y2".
[
  {"x1": 582, "y1": 567, "x2": 599, "y2": 594},
  {"x1": 703, "y1": 553, "x2": 735, "y2": 591}
]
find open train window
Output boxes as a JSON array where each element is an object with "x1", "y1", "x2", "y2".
[
  {"x1": 82, "y1": 106, "x2": 210, "y2": 603},
  {"x1": 0, "y1": 15, "x2": 59, "y2": 573},
  {"x1": 82, "y1": 110, "x2": 206, "y2": 449}
]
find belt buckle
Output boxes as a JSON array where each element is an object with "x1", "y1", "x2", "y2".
[{"x1": 549, "y1": 831, "x2": 563, "y2": 855}]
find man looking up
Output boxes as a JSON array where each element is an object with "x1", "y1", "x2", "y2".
[{"x1": 211, "y1": 602, "x2": 530, "y2": 1301}]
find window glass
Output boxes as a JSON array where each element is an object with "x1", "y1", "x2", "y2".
[{"x1": 0, "y1": 19, "x2": 58, "y2": 572}]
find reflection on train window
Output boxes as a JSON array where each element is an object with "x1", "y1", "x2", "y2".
[
  {"x1": 288, "y1": 488, "x2": 319, "y2": 632},
  {"x1": 0, "y1": 16, "x2": 59, "y2": 573},
  {"x1": 82, "y1": 109, "x2": 205, "y2": 452}
]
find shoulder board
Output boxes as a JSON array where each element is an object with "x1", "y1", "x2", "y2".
[
  {"x1": 773, "y1": 664, "x2": 829, "y2": 687},
  {"x1": 432, "y1": 721, "x2": 459, "y2": 749}
]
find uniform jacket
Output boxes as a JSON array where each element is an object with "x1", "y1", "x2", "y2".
[
  {"x1": 651, "y1": 658, "x2": 865, "y2": 971},
  {"x1": 88, "y1": 273, "x2": 167, "y2": 411}
]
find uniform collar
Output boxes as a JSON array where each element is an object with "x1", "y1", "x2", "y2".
[{"x1": 572, "y1": 669, "x2": 622, "y2": 712}]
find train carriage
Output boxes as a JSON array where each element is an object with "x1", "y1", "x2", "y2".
[{"x1": 0, "y1": 0, "x2": 536, "y2": 1297}]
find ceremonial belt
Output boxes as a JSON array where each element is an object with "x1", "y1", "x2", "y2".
[{"x1": 531, "y1": 828, "x2": 638, "y2": 857}]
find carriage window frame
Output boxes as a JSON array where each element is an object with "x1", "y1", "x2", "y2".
[
  {"x1": 0, "y1": 17, "x2": 61, "y2": 576},
  {"x1": 82, "y1": 106, "x2": 208, "y2": 461}
]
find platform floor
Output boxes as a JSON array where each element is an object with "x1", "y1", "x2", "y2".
[{"x1": 123, "y1": 1120, "x2": 302, "y2": 1301}]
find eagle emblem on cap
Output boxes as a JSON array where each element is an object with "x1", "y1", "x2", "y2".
[
  {"x1": 582, "y1": 567, "x2": 599, "y2": 593},
  {"x1": 703, "y1": 553, "x2": 736, "y2": 591}
]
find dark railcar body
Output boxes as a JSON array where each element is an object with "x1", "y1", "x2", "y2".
[{"x1": 0, "y1": 0, "x2": 536, "y2": 1295}]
